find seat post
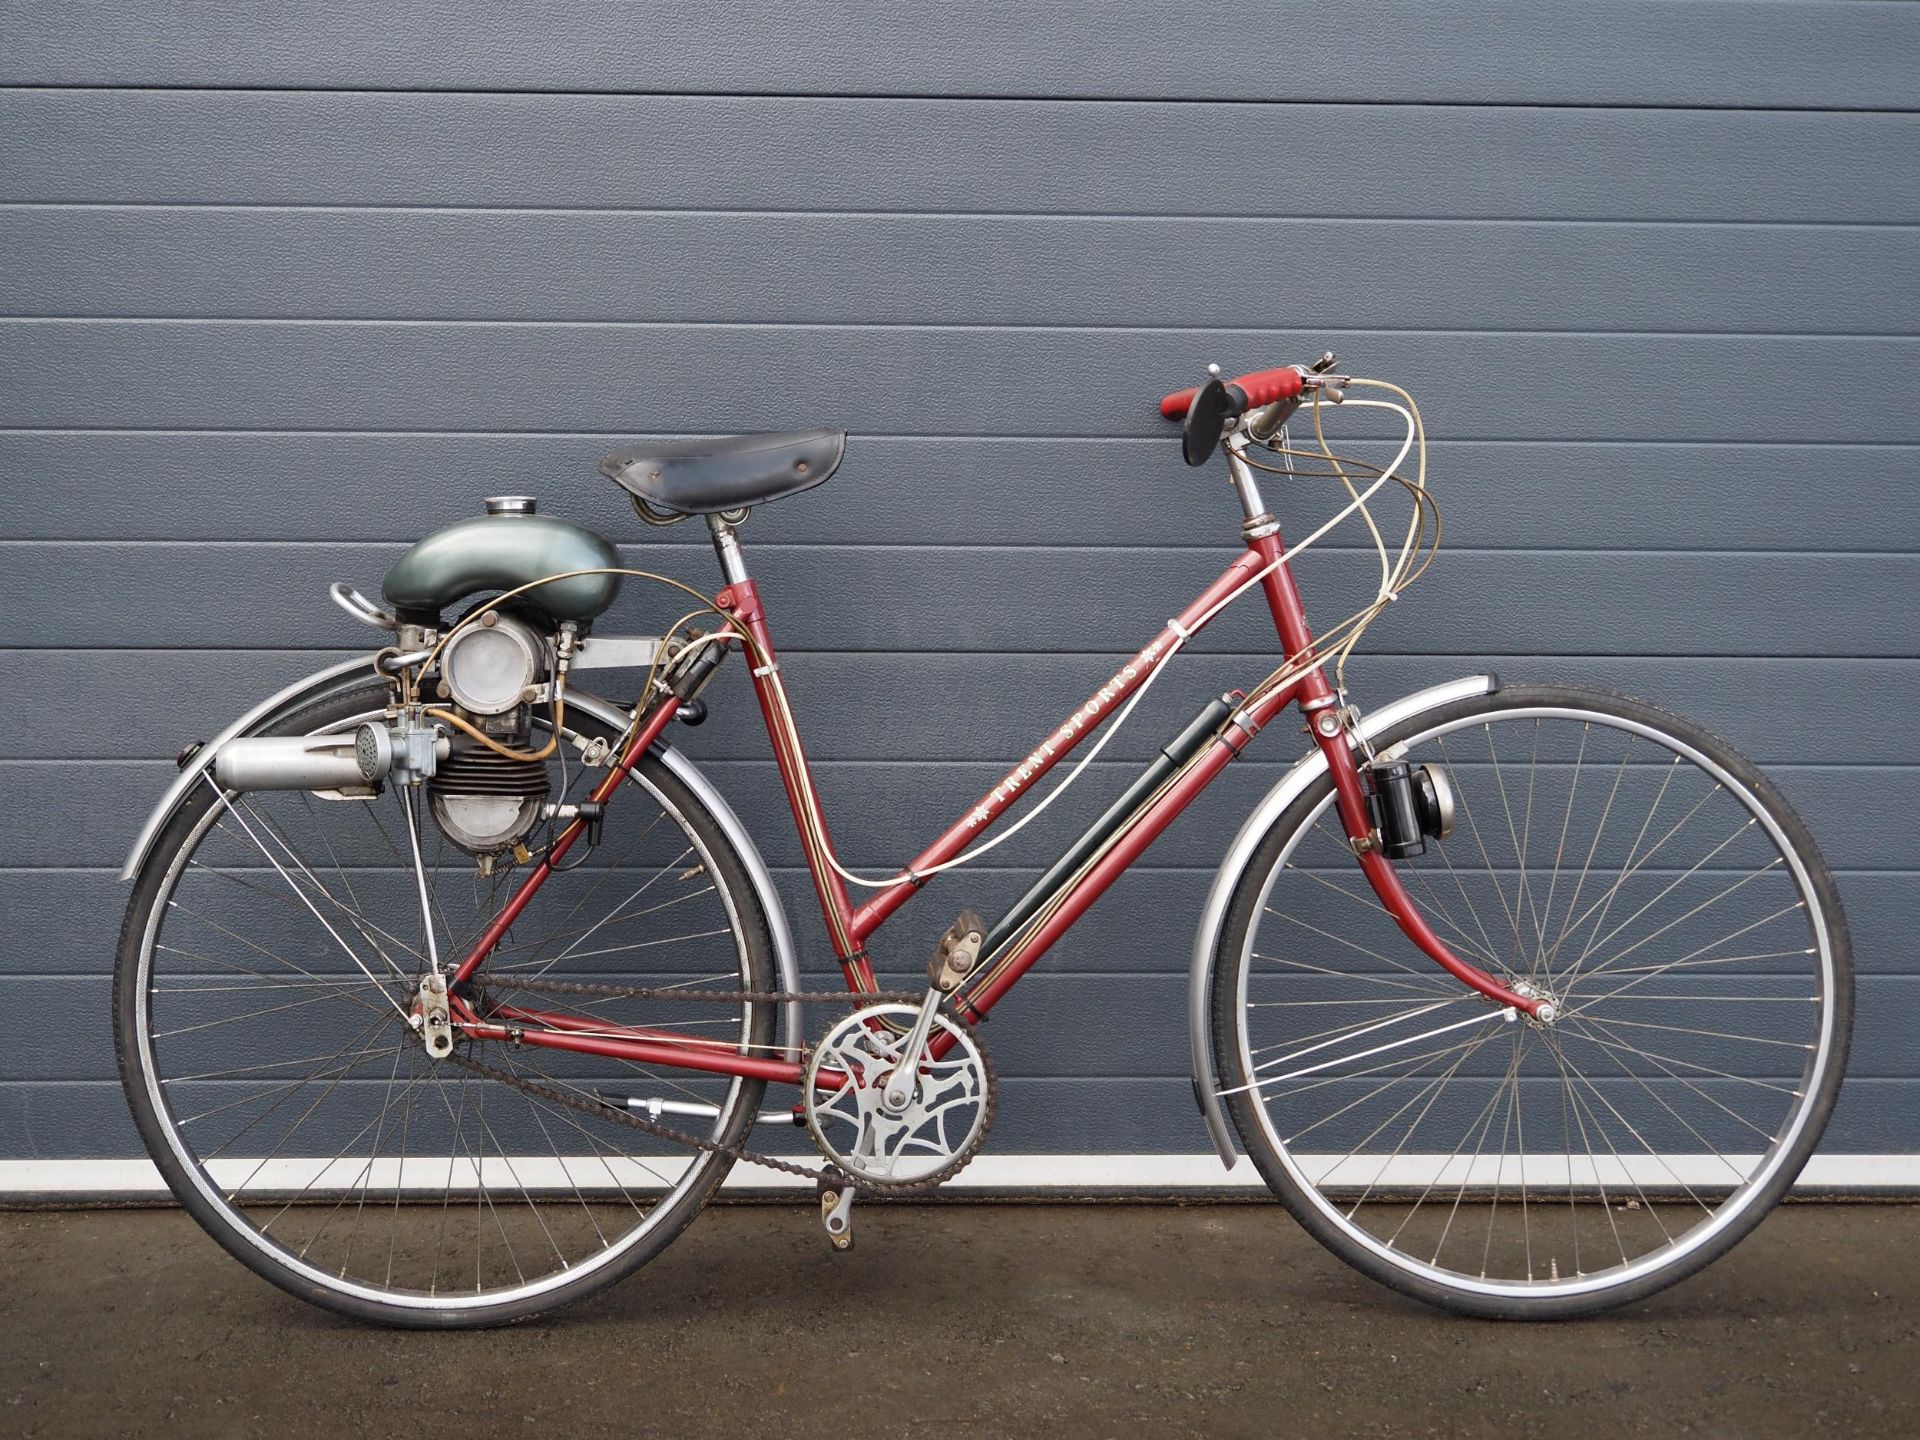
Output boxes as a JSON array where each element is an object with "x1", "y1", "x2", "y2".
[{"x1": 706, "y1": 513, "x2": 751, "y2": 587}]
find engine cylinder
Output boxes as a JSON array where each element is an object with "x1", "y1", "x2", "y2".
[{"x1": 428, "y1": 748, "x2": 551, "y2": 854}]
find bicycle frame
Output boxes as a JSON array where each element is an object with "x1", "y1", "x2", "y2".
[{"x1": 449, "y1": 447, "x2": 1543, "y2": 1087}]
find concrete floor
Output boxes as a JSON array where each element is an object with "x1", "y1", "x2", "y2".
[{"x1": 1, "y1": 1201, "x2": 1915, "y2": 1439}]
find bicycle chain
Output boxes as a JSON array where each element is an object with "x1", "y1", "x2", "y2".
[{"x1": 449, "y1": 975, "x2": 994, "y2": 1196}]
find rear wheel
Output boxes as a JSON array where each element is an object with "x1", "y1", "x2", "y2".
[
  {"x1": 116, "y1": 679, "x2": 778, "y2": 1327},
  {"x1": 1210, "y1": 683, "x2": 1851, "y2": 1318}
]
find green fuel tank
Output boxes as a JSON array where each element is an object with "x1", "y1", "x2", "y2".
[{"x1": 382, "y1": 499, "x2": 622, "y2": 626}]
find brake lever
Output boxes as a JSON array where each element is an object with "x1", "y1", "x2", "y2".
[
  {"x1": 1302, "y1": 351, "x2": 1350, "y2": 402},
  {"x1": 1301, "y1": 372, "x2": 1351, "y2": 402}
]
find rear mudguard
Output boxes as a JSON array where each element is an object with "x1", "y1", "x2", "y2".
[
  {"x1": 118, "y1": 659, "x2": 805, "y2": 1060},
  {"x1": 1187, "y1": 674, "x2": 1498, "y2": 1166}
]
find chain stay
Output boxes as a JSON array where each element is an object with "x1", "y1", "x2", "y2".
[
  {"x1": 454, "y1": 975, "x2": 985, "y2": 1195},
  {"x1": 476, "y1": 975, "x2": 924, "y2": 1008}
]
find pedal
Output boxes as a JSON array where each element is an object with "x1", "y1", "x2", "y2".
[
  {"x1": 818, "y1": 1178, "x2": 856, "y2": 1251},
  {"x1": 927, "y1": 908, "x2": 987, "y2": 994}
]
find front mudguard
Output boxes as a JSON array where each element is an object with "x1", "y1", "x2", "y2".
[
  {"x1": 1187, "y1": 674, "x2": 1499, "y2": 1166},
  {"x1": 118, "y1": 660, "x2": 806, "y2": 1060}
]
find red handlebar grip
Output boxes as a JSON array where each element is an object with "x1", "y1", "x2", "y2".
[
  {"x1": 1160, "y1": 386, "x2": 1199, "y2": 421},
  {"x1": 1233, "y1": 366, "x2": 1305, "y2": 408},
  {"x1": 1160, "y1": 367, "x2": 1303, "y2": 421}
]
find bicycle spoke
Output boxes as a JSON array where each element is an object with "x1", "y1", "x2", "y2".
[
  {"x1": 1335, "y1": 1027, "x2": 1499, "y2": 1209},
  {"x1": 1540, "y1": 736, "x2": 1641, "y2": 973},
  {"x1": 1403, "y1": 860, "x2": 1506, "y2": 968},
  {"x1": 1557, "y1": 1019, "x2": 1801, "y2": 1095},
  {"x1": 155, "y1": 932, "x2": 389, "y2": 1016},
  {"x1": 497, "y1": 810, "x2": 673, "y2": 971},
  {"x1": 1251, "y1": 949, "x2": 1455, "y2": 997},
  {"x1": 1568, "y1": 1020, "x2": 1754, "y2": 1186},
  {"x1": 226, "y1": 798, "x2": 420, "y2": 987},
  {"x1": 203, "y1": 780, "x2": 413, "y2": 1022},
  {"x1": 189, "y1": 859, "x2": 427, "y2": 973},
  {"x1": 1532, "y1": 721, "x2": 1590, "y2": 972},
  {"x1": 1257, "y1": 907, "x2": 1454, "y2": 983},
  {"x1": 127, "y1": 693, "x2": 774, "y2": 1318},
  {"x1": 1246, "y1": 997, "x2": 1464, "y2": 1068},
  {"x1": 1228, "y1": 695, "x2": 1841, "y2": 1308},
  {"x1": 332, "y1": 1040, "x2": 418, "y2": 1275},
  {"x1": 1573, "y1": 1013, "x2": 1781, "y2": 1145},
  {"x1": 1484, "y1": 719, "x2": 1547, "y2": 968},
  {"x1": 1427, "y1": 1037, "x2": 1525, "y2": 1269},
  {"x1": 1434, "y1": 733, "x2": 1524, "y2": 953},
  {"x1": 1553, "y1": 770, "x2": 1718, "y2": 981},
  {"x1": 1569, "y1": 865, "x2": 1788, "y2": 993},
  {"x1": 1546, "y1": 1034, "x2": 1631, "y2": 1270},
  {"x1": 1221, "y1": 1008, "x2": 1500, "y2": 1097}
]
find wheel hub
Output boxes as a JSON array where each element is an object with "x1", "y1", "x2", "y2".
[{"x1": 1512, "y1": 979, "x2": 1560, "y2": 1026}]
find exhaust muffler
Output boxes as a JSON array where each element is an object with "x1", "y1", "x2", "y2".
[
  {"x1": 211, "y1": 734, "x2": 372, "y2": 792},
  {"x1": 211, "y1": 722, "x2": 450, "y2": 793}
]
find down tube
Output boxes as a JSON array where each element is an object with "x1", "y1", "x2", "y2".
[{"x1": 955, "y1": 682, "x2": 1298, "y2": 1020}]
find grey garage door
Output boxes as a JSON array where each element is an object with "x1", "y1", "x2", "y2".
[{"x1": 1, "y1": 3, "x2": 1916, "y2": 1188}]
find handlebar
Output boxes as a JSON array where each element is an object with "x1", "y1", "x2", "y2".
[
  {"x1": 1159, "y1": 366, "x2": 1305, "y2": 422},
  {"x1": 1160, "y1": 356, "x2": 1348, "y2": 467}
]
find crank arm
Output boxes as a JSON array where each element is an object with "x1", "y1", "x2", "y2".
[{"x1": 879, "y1": 987, "x2": 945, "y2": 1112}]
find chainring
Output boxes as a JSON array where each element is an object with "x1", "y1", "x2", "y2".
[{"x1": 802, "y1": 1003, "x2": 996, "y2": 1191}]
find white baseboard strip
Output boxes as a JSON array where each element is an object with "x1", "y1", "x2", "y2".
[{"x1": 4, "y1": 1153, "x2": 1919, "y2": 1200}]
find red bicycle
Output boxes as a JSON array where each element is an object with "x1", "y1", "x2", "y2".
[{"x1": 115, "y1": 357, "x2": 1851, "y2": 1325}]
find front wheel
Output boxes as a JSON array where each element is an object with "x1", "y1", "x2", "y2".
[{"x1": 1210, "y1": 683, "x2": 1852, "y2": 1318}]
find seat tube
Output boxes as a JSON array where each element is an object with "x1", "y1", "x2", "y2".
[{"x1": 707, "y1": 514, "x2": 870, "y2": 973}]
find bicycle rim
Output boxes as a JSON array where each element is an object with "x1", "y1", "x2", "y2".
[
  {"x1": 118, "y1": 685, "x2": 773, "y2": 1322},
  {"x1": 1221, "y1": 688, "x2": 1849, "y2": 1310}
]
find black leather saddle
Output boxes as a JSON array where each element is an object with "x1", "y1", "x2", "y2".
[{"x1": 600, "y1": 431, "x2": 845, "y2": 516}]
